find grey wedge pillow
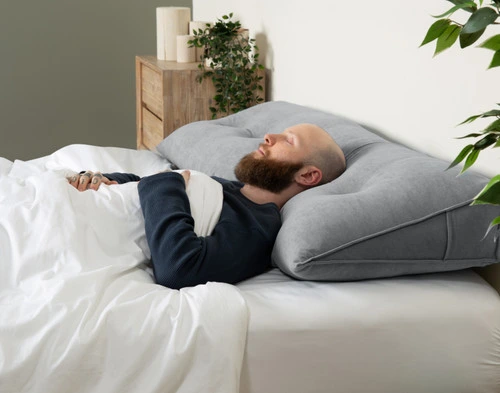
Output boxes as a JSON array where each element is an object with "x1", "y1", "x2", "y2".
[{"x1": 157, "y1": 101, "x2": 499, "y2": 281}]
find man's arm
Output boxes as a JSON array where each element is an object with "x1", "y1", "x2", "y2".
[
  {"x1": 138, "y1": 171, "x2": 276, "y2": 289},
  {"x1": 138, "y1": 171, "x2": 208, "y2": 289}
]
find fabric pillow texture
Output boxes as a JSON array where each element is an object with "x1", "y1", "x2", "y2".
[{"x1": 157, "y1": 101, "x2": 499, "y2": 281}]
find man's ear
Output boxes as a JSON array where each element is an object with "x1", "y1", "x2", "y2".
[{"x1": 294, "y1": 165, "x2": 322, "y2": 187}]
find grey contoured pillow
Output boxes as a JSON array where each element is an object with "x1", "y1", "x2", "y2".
[{"x1": 157, "y1": 101, "x2": 499, "y2": 281}]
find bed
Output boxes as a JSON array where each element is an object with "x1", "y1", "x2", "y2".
[
  {"x1": 238, "y1": 268, "x2": 500, "y2": 393},
  {"x1": 1, "y1": 101, "x2": 499, "y2": 393}
]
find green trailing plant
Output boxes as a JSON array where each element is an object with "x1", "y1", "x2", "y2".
[
  {"x1": 420, "y1": 0, "x2": 500, "y2": 234},
  {"x1": 188, "y1": 13, "x2": 264, "y2": 118}
]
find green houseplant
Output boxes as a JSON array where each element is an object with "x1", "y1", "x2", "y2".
[
  {"x1": 420, "y1": 0, "x2": 500, "y2": 234},
  {"x1": 188, "y1": 13, "x2": 264, "y2": 118}
]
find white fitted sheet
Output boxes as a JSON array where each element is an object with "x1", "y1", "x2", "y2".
[{"x1": 237, "y1": 268, "x2": 500, "y2": 393}]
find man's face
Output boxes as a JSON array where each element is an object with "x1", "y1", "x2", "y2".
[
  {"x1": 253, "y1": 123, "x2": 330, "y2": 163},
  {"x1": 255, "y1": 129, "x2": 307, "y2": 163},
  {"x1": 234, "y1": 153, "x2": 303, "y2": 193},
  {"x1": 234, "y1": 124, "x2": 335, "y2": 193}
]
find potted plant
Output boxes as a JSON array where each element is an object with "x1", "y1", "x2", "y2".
[
  {"x1": 420, "y1": 0, "x2": 500, "y2": 234},
  {"x1": 188, "y1": 13, "x2": 265, "y2": 118}
]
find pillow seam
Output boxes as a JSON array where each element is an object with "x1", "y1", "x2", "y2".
[{"x1": 296, "y1": 199, "x2": 475, "y2": 266}]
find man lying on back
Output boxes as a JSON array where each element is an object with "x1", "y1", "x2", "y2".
[{"x1": 68, "y1": 124, "x2": 346, "y2": 289}]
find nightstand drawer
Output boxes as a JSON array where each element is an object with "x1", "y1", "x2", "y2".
[
  {"x1": 141, "y1": 64, "x2": 163, "y2": 119},
  {"x1": 136, "y1": 56, "x2": 266, "y2": 150},
  {"x1": 142, "y1": 108, "x2": 164, "y2": 149}
]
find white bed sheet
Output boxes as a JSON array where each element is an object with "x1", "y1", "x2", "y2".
[
  {"x1": 0, "y1": 145, "x2": 248, "y2": 393},
  {"x1": 237, "y1": 268, "x2": 500, "y2": 393}
]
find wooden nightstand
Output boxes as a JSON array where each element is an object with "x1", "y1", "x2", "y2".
[{"x1": 135, "y1": 55, "x2": 266, "y2": 150}]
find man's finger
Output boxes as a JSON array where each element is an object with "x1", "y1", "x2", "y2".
[
  {"x1": 67, "y1": 174, "x2": 80, "y2": 189},
  {"x1": 78, "y1": 171, "x2": 93, "y2": 191},
  {"x1": 89, "y1": 172, "x2": 104, "y2": 191},
  {"x1": 103, "y1": 179, "x2": 119, "y2": 186}
]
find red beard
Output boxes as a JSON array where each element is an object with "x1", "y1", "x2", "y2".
[{"x1": 234, "y1": 153, "x2": 303, "y2": 193}]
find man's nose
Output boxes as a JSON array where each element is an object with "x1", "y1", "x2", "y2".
[{"x1": 264, "y1": 133, "x2": 278, "y2": 145}]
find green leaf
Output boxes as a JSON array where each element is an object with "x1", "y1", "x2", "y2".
[
  {"x1": 488, "y1": 215, "x2": 500, "y2": 230},
  {"x1": 458, "y1": 114, "x2": 482, "y2": 125},
  {"x1": 456, "y1": 132, "x2": 483, "y2": 139},
  {"x1": 432, "y1": 2, "x2": 477, "y2": 18},
  {"x1": 480, "y1": 215, "x2": 500, "y2": 239},
  {"x1": 435, "y1": 25, "x2": 461, "y2": 55},
  {"x1": 479, "y1": 34, "x2": 500, "y2": 50},
  {"x1": 481, "y1": 109, "x2": 500, "y2": 117},
  {"x1": 446, "y1": 0, "x2": 477, "y2": 13},
  {"x1": 462, "y1": 7, "x2": 499, "y2": 35},
  {"x1": 458, "y1": 109, "x2": 500, "y2": 125},
  {"x1": 461, "y1": 148, "x2": 480, "y2": 172},
  {"x1": 488, "y1": 216, "x2": 500, "y2": 237},
  {"x1": 471, "y1": 174, "x2": 500, "y2": 205},
  {"x1": 474, "y1": 134, "x2": 498, "y2": 149},
  {"x1": 460, "y1": 27, "x2": 486, "y2": 48},
  {"x1": 485, "y1": 119, "x2": 500, "y2": 132},
  {"x1": 420, "y1": 19, "x2": 451, "y2": 46},
  {"x1": 488, "y1": 50, "x2": 500, "y2": 68},
  {"x1": 447, "y1": 144, "x2": 474, "y2": 169}
]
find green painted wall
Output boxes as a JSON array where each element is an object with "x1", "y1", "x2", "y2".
[{"x1": 0, "y1": 1, "x2": 192, "y2": 160}]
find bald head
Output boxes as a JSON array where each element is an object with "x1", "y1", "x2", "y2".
[{"x1": 286, "y1": 123, "x2": 346, "y2": 185}]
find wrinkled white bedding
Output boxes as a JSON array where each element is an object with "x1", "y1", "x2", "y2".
[{"x1": 0, "y1": 145, "x2": 248, "y2": 393}]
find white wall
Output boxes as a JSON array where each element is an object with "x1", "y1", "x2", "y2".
[{"x1": 193, "y1": 0, "x2": 499, "y2": 176}]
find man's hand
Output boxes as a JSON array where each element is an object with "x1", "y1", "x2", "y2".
[
  {"x1": 67, "y1": 171, "x2": 118, "y2": 191},
  {"x1": 181, "y1": 170, "x2": 190, "y2": 187}
]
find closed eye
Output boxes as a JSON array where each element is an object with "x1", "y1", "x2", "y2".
[{"x1": 284, "y1": 131, "x2": 295, "y2": 145}]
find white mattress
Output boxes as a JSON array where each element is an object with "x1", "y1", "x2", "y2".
[{"x1": 237, "y1": 268, "x2": 500, "y2": 393}]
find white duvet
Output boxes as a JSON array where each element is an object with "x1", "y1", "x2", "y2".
[{"x1": 0, "y1": 145, "x2": 248, "y2": 393}]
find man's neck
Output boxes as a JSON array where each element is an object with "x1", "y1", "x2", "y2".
[{"x1": 239, "y1": 184, "x2": 303, "y2": 210}]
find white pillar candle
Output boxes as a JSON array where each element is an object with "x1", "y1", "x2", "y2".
[
  {"x1": 156, "y1": 7, "x2": 191, "y2": 61},
  {"x1": 176, "y1": 35, "x2": 196, "y2": 63},
  {"x1": 189, "y1": 20, "x2": 211, "y2": 35}
]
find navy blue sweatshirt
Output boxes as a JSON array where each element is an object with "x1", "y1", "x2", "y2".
[{"x1": 104, "y1": 172, "x2": 281, "y2": 289}]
